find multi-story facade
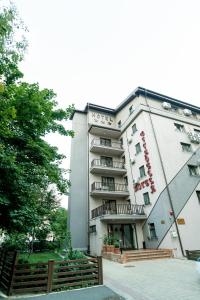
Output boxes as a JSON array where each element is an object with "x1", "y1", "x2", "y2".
[{"x1": 69, "y1": 87, "x2": 200, "y2": 258}]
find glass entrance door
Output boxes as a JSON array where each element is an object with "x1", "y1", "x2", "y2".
[{"x1": 108, "y1": 224, "x2": 137, "y2": 249}]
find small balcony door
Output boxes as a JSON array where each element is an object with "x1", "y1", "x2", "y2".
[
  {"x1": 101, "y1": 176, "x2": 115, "y2": 191},
  {"x1": 100, "y1": 138, "x2": 111, "y2": 147},
  {"x1": 100, "y1": 156, "x2": 113, "y2": 167},
  {"x1": 103, "y1": 200, "x2": 117, "y2": 214}
]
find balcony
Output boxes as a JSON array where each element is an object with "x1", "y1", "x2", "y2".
[
  {"x1": 90, "y1": 159, "x2": 126, "y2": 175},
  {"x1": 89, "y1": 125, "x2": 121, "y2": 139},
  {"x1": 91, "y1": 204, "x2": 146, "y2": 221},
  {"x1": 90, "y1": 139, "x2": 124, "y2": 156},
  {"x1": 91, "y1": 182, "x2": 129, "y2": 198}
]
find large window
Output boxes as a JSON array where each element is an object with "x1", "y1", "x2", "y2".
[
  {"x1": 101, "y1": 177, "x2": 115, "y2": 190},
  {"x1": 135, "y1": 142, "x2": 141, "y2": 154},
  {"x1": 181, "y1": 142, "x2": 192, "y2": 152},
  {"x1": 188, "y1": 165, "x2": 199, "y2": 176},
  {"x1": 143, "y1": 192, "x2": 150, "y2": 205},
  {"x1": 139, "y1": 165, "x2": 146, "y2": 178},
  {"x1": 132, "y1": 124, "x2": 137, "y2": 134},
  {"x1": 148, "y1": 223, "x2": 157, "y2": 239},
  {"x1": 174, "y1": 123, "x2": 185, "y2": 132}
]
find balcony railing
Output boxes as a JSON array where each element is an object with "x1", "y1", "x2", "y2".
[
  {"x1": 91, "y1": 159, "x2": 125, "y2": 169},
  {"x1": 91, "y1": 182, "x2": 128, "y2": 192},
  {"x1": 91, "y1": 139, "x2": 123, "y2": 149},
  {"x1": 91, "y1": 204, "x2": 145, "y2": 218}
]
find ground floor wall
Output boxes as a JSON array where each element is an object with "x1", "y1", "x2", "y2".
[{"x1": 89, "y1": 219, "x2": 145, "y2": 256}]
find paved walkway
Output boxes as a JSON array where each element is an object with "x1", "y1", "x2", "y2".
[
  {"x1": 4, "y1": 286, "x2": 124, "y2": 300},
  {"x1": 103, "y1": 258, "x2": 200, "y2": 300}
]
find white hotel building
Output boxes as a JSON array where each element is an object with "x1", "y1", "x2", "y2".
[{"x1": 69, "y1": 87, "x2": 200, "y2": 258}]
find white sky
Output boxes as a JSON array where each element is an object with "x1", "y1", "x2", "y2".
[{"x1": 7, "y1": 0, "x2": 200, "y2": 207}]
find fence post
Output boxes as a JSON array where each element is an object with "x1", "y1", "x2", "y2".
[
  {"x1": 47, "y1": 260, "x2": 54, "y2": 293},
  {"x1": 8, "y1": 251, "x2": 18, "y2": 296},
  {"x1": 97, "y1": 256, "x2": 103, "y2": 285}
]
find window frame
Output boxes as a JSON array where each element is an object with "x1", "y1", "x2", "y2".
[
  {"x1": 174, "y1": 123, "x2": 185, "y2": 132},
  {"x1": 148, "y1": 223, "x2": 157, "y2": 240},
  {"x1": 143, "y1": 192, "x2": 150, "y2": 205},
  {"x1": 196, "y1": 191, "x2": 200, "y2": 203},
  {"x1": 188, "y1": 165, "x2": 199, "y2": 176},
  {"x1": 135, "y1": 142, "x2": 141, "y2": 155},
  {"x1": 132, "y1": 124, "x2": 137, "y2": 134},
  {"x1": 180, "y1": 142, "x2": 192, "y2": 152},
  {"x1": 139, "y1": 165, "x2": 146, "y2": 178}
]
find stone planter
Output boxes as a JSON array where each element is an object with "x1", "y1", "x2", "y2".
[
  {"x1": 114, "y1": 247, "x2": 120, "y2": 254},
  {"x1": 107, "y1": 245, "x2": 115, "y2": 252}
]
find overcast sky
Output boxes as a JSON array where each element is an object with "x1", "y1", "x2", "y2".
[{"x1": 8, "y1": 0, "x2": 200, "y2": 207}]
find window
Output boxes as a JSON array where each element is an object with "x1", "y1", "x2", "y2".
[
  {"x1": 181, "y1": 142, "x2": 192, "y2": 152},
  {"x1": 100, "y1": 156, "x2": 113, "y2": 167},
  {"x1": 188, "y1": 165, "x2": 199, "y2": 176},
  {"x1": 120, "y1": 137, "x2": 123, "y2": 146},
  {"x1": 118, "y1": 120, "x2": 122, "y2": 128},
  {"x1": 89, "y1": 225, "x2": 96, "y2": 233},
  {"x1": 148, "y1": 223, "x2": 157, "y2": 239},
  {"x1": 194, "y1": 129, "x2": 200, "y2": 135},
  {"x1": 124, "y1": 176, "x2": 128, "y2": 185},
  {"x1": 122, "y1": 155, "x2": 125, "y2": 164},
  {"x1": 129, "y1": 106, "x2": 133, "y2": 115},
  {"x1": 196, "y1": 191, "x2": 200, "y2": 203},
  {"x1": 100, "y1": 138, "x2": 111, "y2": 147},
  {"x1": 101, "y1": 177, "x2": 115, "y2": 190},
  {"x1": 132, "y1": 124, "x2": 137, "y2": 134},
  {"x1": 135, "y1": 142, "x2": 141, "y2": 154},
  {"x1": 174, "y1": 123, "x2": 185, "y2": 132},
  {"x1": 139, "y1": 165, "x2": 146, "y2": 178},
  {"x1": 143, "y1": 192, "x2": 150, "y2": 205}
]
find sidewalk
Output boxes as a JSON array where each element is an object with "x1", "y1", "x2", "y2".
[
  {"x1": 103, "y1": 258, "x2": 200, "y2": 300},
  {"x1": 3, "y1": 286, "x2": 124, "y2": 300}
]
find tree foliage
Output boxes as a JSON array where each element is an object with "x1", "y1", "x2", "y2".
[{"x1": 0, "y1": 3, "x2": 74, "y2": 237}]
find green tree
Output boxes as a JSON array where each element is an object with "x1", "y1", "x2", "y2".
[
  {"x1": 0, "y1": 3, "x2": 74, "y2": 238},
  {"x1": 49, "y1": 208, "x2": 68, "y2": 245}
]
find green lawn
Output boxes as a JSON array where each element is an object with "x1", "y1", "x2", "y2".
[{"x1": 19, "y1": 252, "x2": 62, "y2": 263}]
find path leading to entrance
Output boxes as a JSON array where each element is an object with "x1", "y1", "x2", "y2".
[{"x1": 104, "y1": 258, "x2": 200, "y2": 300}]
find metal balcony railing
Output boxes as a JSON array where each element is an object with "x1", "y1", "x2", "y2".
[
  {"x1": 91, "y1": 204, "x2": 145, "y2": 218},
  {"x1": 91, "y1": 159, "x2": 125, "y2": 169},
  {"x1": 91, "y1": 182, "x2": 128, "y2": 192},
  {"x1": 91, "y1": 139, "x2": 123, "y2": 150}
]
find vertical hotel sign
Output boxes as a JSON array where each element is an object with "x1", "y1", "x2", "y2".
[{"x1": 134, "y1": 131, "x2": 156, "y2": 193}]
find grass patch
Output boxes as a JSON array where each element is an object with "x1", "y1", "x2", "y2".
[{"x1": 19, "y1": 252, "x2": 62, "y2": 263}]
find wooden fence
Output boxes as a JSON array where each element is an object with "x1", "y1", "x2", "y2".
[
  {"x1": 0, "y1": 250, "x2": 103, "y2": 296},
  {"x1": 186, "y1": 250, "x2": 200, "y2": 261}
]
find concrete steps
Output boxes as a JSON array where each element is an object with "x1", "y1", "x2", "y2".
[{"x1": 122, "y1": 249, "x2": 173, "y2": 263}]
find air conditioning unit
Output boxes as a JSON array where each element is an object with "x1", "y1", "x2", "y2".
[
  {"x1": 162, "y1": 102, "x2": 171, "y2": 110},
  {"x1": 130, "y1": 158, "x2": 135, "y2": 164},
  {"x1": 183, "y1": 109, "x2": 192, "y2": 116},
  {"x1": 128, "y1": 138, "x2": 132, "y2": 144}
]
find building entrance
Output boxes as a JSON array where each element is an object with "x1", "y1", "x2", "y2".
[{"x1": 108, "y1": 224, "x2": 137, "y2": 249}]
